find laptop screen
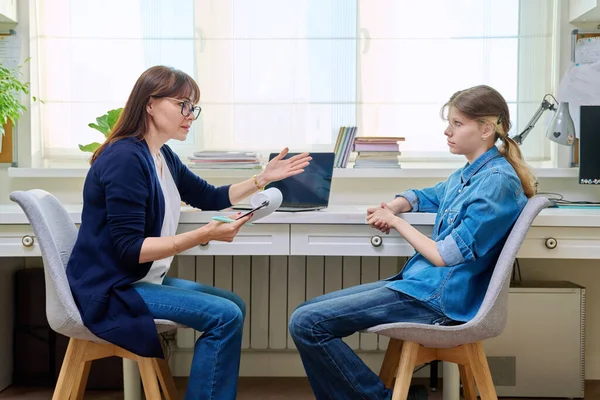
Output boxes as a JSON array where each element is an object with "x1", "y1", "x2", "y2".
[{"x1": 266, "y1": 152, "x2": 335, "y2": 207}]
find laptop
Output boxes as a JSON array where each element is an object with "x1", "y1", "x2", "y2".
[{"x1": 234, "y1": 152, "x2": 335, "y2": 212}]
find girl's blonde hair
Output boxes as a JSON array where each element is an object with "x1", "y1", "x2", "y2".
[{"x1": 441, "y1": 85, "x2": 536, "y2": 198}]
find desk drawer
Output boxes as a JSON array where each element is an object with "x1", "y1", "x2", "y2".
[
  {"x1": 176, "y1": 224, "x2": 289, "y2": 256},
  {"x1": 0, "y1": 225, "x2": 40, "y2": 257},
  {"x1": 519, "y1": 227, "x2": 600, "y2": 259},
  {"x1": 291, "y1": 224, "x2": 433, "y2": 257}
]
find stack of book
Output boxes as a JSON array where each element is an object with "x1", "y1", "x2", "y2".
[
  {"x1": 333, "y1": 126, "x2": 358, "y2": 168},
  {"x1": 352, "y1": 137, "x2": 404, "y2": 169},
  {"x1": 188, "y1": 151, "x2": 261, "y2": 169}
]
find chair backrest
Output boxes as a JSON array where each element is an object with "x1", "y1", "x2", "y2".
[
  {"x1": 10, "y1": 190, "x2": 86, "y2": 336},
  {"x1": 469, "y1": 195, "x2": 549, "y2": 337}
]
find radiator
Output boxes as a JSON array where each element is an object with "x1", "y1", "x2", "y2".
[{"x1": 175, "y1": 255, "x2": 405, "y2": 353}]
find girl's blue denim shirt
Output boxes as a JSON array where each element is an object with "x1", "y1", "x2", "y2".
[{"x1": 386, "y1": 146, "x2": 528, "y2": 322}]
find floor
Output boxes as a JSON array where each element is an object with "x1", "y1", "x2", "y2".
[{"x1": 0, "y1": 378, "x2": 597, "y2": 399}]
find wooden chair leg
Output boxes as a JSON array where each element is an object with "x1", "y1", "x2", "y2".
[
  {"x1": 153, "y1": 357, "x2": 179, "y2": 400},
  {"x1": 465, "y1": 342, "x2": 498, "y2": 400},
  {"x1": 137, "y1": 356, "x2": 162, "y2": 400},
  {"x1": 53, "y1": 338, "x2": 88, "y2": 400},
  {"x1": 379, "y1": 338, "x2": 403, "y2": 388},
  {"x1": 70, "y1": 361, "x2": 91, "y2": 400},
  {"x1": 459, "y1": 364, "x2": 477, "y2": 400},
  {"x1": 391, "y1": 341, "x2": 420, "y2": 400}
]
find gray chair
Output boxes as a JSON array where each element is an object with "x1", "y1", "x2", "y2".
[
  {"x1": 10, "y1": 189, "x2": 184, "y2": 400},
  {"x1": 365, "y1": 195, "x2": 549, "y2": 400}
]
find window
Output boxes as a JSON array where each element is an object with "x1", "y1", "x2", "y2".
[
  {"x1": 32, "y1": 0, "x2": 557, "y2": 163},
  {"x1": 31, "y1": 0, "x2": 197, "y2": 159},
  {"x1": 357, "y1": 0, "x2": 556, "y2": 162}
]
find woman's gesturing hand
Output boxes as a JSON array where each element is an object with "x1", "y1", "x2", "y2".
[{"x1": 259, "y1": 147, "x2": 311, "y2": 185}]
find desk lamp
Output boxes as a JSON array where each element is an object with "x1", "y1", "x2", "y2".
[{"x1": 511, "y1": 94, "x2": 576, "y2": 146}]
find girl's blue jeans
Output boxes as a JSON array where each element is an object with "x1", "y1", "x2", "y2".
[
  {"x1": 289, "y1": 281, "x2": 454, "y2": 400},
  {"x1": 133, "y1": 276, "x2": 245, "y2": 400}
]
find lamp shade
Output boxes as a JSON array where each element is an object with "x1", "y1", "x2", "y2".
[{"x1": 546, "y1": 102, "x2": 576, "y2": 146}]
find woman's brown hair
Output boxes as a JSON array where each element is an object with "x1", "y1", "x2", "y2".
[
  {"x1": 90, "y1": 66, "x2": 200, "y2": 164},
  {"x1": 441, "y1": 85, "x2": 537, "y2": 198}
]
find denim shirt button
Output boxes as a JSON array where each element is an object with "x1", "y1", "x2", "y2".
[
  {"x1": 444, "y1": 209, "x2": 448, "y2": 213},
  {"x1": 458, "y1": 189, "x2": 462, "y2": 193}
]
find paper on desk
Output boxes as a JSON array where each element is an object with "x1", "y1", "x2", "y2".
[
  {"x1": 557, "y1": 61, "x2": 600, "y2": 138},
  {"x1": 246, "y1": 187, "x2": 283, "y2": 223}
]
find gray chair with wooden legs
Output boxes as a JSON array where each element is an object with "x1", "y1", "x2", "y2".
[
  {"x1": 10, "y1": 189, "x2": 184, "y2": 400},
  {"x1": 364, "y1": 196, "x2": 549, "y2": 400}
]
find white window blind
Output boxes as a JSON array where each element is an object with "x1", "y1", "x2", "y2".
[
  {"x1": 356, "y1": 0, "x2": 557, "y2": 161},
  {"x1": 32, "y1": 0, "x2": 557, "y2": 162},
  {"x1": 31, "y1": 0, "x2": 198, "y2": 159},
  {"x1": 194, "y1": 0, "x2": 356, "y2": 154}
]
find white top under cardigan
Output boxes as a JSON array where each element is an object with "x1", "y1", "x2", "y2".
[{"x1": 135, "y1": 151, "x2": 181, "y2": 284}]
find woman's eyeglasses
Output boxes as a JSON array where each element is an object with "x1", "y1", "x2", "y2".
[{"x1": 164, "y1": 97, "x2": 202, "y2": 120}]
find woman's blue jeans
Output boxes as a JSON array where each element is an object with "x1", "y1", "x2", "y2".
[
  {"x1": 133, "y1": 276, "x2": 245, "y2": 400},
  {"x1": 288, "y1": 281, "x2": 454, "y2": 400}
]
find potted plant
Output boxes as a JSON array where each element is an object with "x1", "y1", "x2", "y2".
[
  {"x1": 0, "y1": 60, "x2": 32, "y2": 154},
  {"x1": 79, "y1": 108, "x2": 123, "y2": 153}
]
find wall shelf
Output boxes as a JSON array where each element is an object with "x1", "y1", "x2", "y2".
[
  {"x1": 0, "y1": 0, "x2": 17, "y2": 24},
  {"x1": 570, "y1": 0, "x2": 600, "y2": 23}
]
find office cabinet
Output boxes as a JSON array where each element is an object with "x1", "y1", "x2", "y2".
[
  {"x1": 0, "y1": 0, "x2": 17, "y2": 24},
  {"x1": 486, "y1": 281, "x2": 585, "y2": 398},
  {"x1": 570, "y1": 0, "x2": 600, "y2": 23}
]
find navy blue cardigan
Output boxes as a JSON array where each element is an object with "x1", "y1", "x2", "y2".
[{"x1": 66, "y1": 137, "x2": 231, "y2": 357}]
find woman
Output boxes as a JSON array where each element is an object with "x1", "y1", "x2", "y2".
[
  {"x1": 66, "y1": 65, "x2": 310, "y2": 400},
  {"x1": 288, "y1": 85, "x2": 534, "y2": 399}
]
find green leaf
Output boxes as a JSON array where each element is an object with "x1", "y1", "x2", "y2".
[
  {"x1": 96, "y1": 115, "x2": 110, "y2": 131},
  {"x1": 106, "y1": 108, "x2": 123, "y2": 129},
  {"x1": 87, "y1": 108, "x2": 123, "y2": 139},
  {"x1": 78, "y1": 142, "x2": 102, "y2": 153},
  {"x1": 88, "y1": 122, "x2": 110, "y2": 136},
  {"x1": 0, "y1": 60, "x2": 31, "y2": 129}
]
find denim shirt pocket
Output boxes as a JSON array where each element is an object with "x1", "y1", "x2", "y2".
[
  {"x1": 435, "y1": 209, "x2": 459, "y2": 237},
  {"x1": 445, "y1": 209, "x2": 459, "y2": 225}
]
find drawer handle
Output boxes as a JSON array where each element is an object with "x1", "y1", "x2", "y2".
[
  {"x1": 22, "y1": 235, "x2": 34, "y2": 247},
  {"x1": 545, "y1": 237, "x2": 557, "y2": 249},
  {"x1": 370, "y1": 235, "x2": 382, "y2": 247}
]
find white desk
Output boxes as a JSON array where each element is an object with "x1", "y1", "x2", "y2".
[
  {"x1": 1, "y1": 205, "x2": 600, "y2": 399},
  {"x1": 4, "y1": 204, "x2": 600, "y2": 258}
]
